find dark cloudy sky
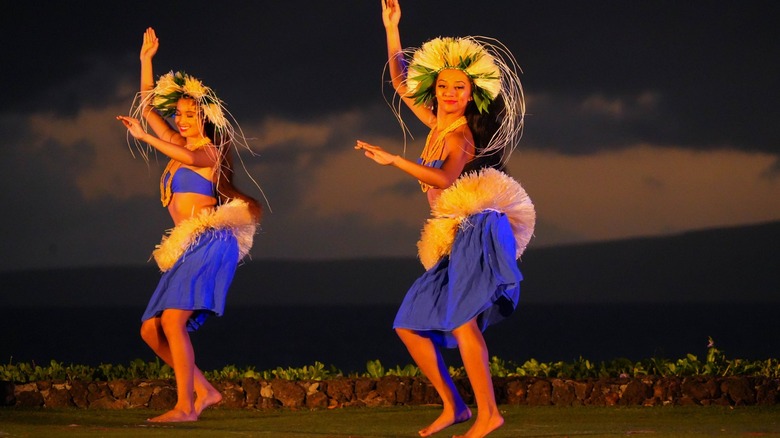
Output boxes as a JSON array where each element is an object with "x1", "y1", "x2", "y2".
[{"x1": 1, "y1": 0, "x2": 778, "y2": 272}]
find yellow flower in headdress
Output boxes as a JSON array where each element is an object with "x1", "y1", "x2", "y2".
[
  {"x1": 182, "y1": 75, "x2": 207, "y2": 99},
  {"x1": 154, "y1": 72, "x2": 180, "y2": 96}
]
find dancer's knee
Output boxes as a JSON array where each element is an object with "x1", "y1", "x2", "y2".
[
  {"x1": 140, "y1": 319, "x2": 159, "y2": 344},
  {"x1": 159, "y1": 309, "x2": 192, "y2": 336},
  {"x1": 395, "y1": 327, "x2": 419, "y2": 344},
  {"x1": 451, "y1": 318, "x2": 480, "y2": 339}
]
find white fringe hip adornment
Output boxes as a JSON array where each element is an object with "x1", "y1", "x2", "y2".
[
  {"x1": 152, "y1": 199, "x2": 258, "y2": 272},
  {"x1": 417, "y1": 168, "x2": 535, "y2": 270}
]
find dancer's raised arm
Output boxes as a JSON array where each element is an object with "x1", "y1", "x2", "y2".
[
  {"x1": 381, "y1": 0, "x2": 435, "y2": 127},
  {"x1": 140, "y1": 27, "x2": 159, "y2": 96},
  {"x1": 138, "y1": 27, "x2": 184, "y2": 145}
]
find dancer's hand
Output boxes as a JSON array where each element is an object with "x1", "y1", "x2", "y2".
[
  {"x1": 140, "y1": 27, "x2": 159, "y2": 61},
  {"x1": 381, "y1": 0, "x2": 401, "y2": 28},
  {"x1": 356, "y1": 140, "x2": 397, "y2": 166},
  {"x1": 117, "y1": 116, "x2": 148, "y2": 141}
]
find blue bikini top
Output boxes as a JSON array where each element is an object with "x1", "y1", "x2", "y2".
[
  {"x1": 417, "y1": 158, "x2": 444, "y2": 169},
  {"x1": 166, "y1": 167, "x2": 216, "y2": 197}
]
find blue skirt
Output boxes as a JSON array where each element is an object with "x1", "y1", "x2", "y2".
[
  {"x1": 141, "y1": 228, "x2": 239, "y2": 332},
  {"x1": 393, "y1": 211, "x2": 522, "y2": 348}
]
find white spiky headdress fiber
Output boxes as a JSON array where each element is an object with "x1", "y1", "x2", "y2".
[{"x1": 390, "y1": 36, "x2": 525, "y2": 161}]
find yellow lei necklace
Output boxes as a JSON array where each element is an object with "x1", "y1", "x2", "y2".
[
  {"x1": 418, "y1": 116, "x2": 467, "y2": 192},
  {"x1": 185, "y1": 137, "x2": 212, "y2": 151}
]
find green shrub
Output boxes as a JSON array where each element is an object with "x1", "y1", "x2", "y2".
[{"x1": 2, "y1": 338, "x2": 777, "y2": 383}]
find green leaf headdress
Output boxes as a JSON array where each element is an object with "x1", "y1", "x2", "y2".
[
  {"x1": 147, "y1": 71, "x2": 228, "y2": 129},
  {"x1": 393, "y1": 36, "x2": 525, "y2": 162},
  {"x1": 406, "y1": 37, "x2": 502, "y2": 114}
]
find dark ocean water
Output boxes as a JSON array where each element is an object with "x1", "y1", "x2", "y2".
[{"x1": 2, "y1": 303, "x2": 778, "y2": 373}]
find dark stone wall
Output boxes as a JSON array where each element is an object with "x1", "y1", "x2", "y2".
[{"x1": 2, "y1": 376, "x2": 778, "y2": 410}]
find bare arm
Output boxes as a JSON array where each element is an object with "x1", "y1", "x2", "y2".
[
  {"x1": 356, "y1": 132, "x2": 472, "y2": 190},
  {"x1": 381, "y1": 0, "x2": 435, "y2": 128},
  {"x1": 117, "y1": 116, "x2": 217, "y2": 167},
  {"x1": 138, "y1": 28, "x2": 184, "y2": 145}
]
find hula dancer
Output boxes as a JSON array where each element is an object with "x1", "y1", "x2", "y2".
[
  {"x1": 117, "y1": 27, "x2": 261, "y2": 422},
  {"x1": 356, "y1": 1, "x2": 535, "y2": 436}
]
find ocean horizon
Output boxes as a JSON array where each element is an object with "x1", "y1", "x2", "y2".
[{"x1": 3, "y1": 302, "x2": 778, "y2": 373}]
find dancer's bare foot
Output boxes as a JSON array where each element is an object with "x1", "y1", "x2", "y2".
[
  {"x1": 147, "y1": 407, "x2": 197, "y2": 423},
  {"x1": 419, "y1": 406, "x2": 472, "y2": 437},
  {"x1": 452, "y1": 411, "x2": 504, "y2": 438},
  {"x1": 194, "y1": 388, "x2": 222, "y2": 416}
]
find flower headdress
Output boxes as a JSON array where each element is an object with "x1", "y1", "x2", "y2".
[
  {"x1": 406, "y1": 37, "x2": 501, "y2": 114},
  {"x1": 147, "y1": 71, "x2": 228, "y2": 129},
  {"x1": 390, "y1": 36, "x2": 525, "y2": 162},
  {"x1": 129, "y1": 70, "x2": 245, "y2": 160}
]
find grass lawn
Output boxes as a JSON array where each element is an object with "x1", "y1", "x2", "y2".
[{"x1": 1, "y1": 405, "x2": 780, "y2": 437}]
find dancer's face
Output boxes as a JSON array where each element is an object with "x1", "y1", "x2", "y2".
[
  {"x1": 435, "y1": 69, "x2": 472, "y2": 115},
  {"x1": 174, "y1": 98, "x2": 206, "y2": 138}
]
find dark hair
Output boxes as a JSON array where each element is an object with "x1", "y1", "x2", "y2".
[
  {"x1": 204, "y1": 120, "x2": 263, "y2": 222},
  {"x1": 462, "y1": 95, "x2": 508, "y2": 174}
]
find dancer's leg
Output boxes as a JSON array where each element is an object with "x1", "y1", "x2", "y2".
[
  {"x1": 396, "y1": 328, "x2": 471, "y2": 437},
  {"x1": 451, "y1": 318, "x2": 504, "y2": 438},
  {"x1": 140, "y1": 317, "x2": 222, "y2": 416},
  {"x1": 143, "y1": 309, "x2": 197, "y2": 422}
]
